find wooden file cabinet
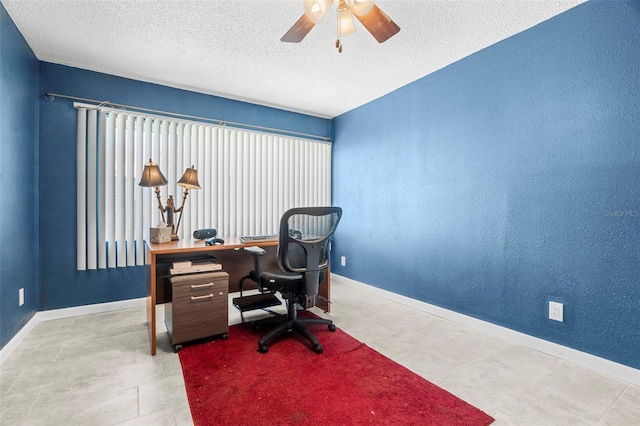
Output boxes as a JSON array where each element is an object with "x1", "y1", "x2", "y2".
[{"x1": 165, "y1": 271, "x2": 229, "y2": 350}]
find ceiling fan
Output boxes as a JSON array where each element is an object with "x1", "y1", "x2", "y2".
[{"x1": 281, "y1": 0, "x2": 401, "y2": 52}]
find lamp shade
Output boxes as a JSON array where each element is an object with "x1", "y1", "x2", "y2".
[
  {"x1": 177, "y1": 165, "x2": 201, "y2": 189},
  {"x1": 138, "y1": 160, "x2": 168, "y2": 187}
]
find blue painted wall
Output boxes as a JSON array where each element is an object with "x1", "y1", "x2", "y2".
[
  {"x1": 331, "y1": 1, "x2": 640, "y2": 369},
  {"x1": 0, "y1": 3, "x2": 39, "y2": 348},
  {"x1": 38, "y1": 63, "x2": 331, "y2": 311}
]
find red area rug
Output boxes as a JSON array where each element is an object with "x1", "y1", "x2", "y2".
[{"x1": 179, "y1": 316, "x2": 494, "y2": 426}]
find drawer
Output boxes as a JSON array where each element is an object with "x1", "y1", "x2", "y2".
[
  {"x1": 169, "y1": 271, "x2": 228, "y2": 284},
  {"x1": 171, "y1": 292, "x2": 227, "y2": 342},
  {"x1": 173, "y1": 279, "x2": 227, "y2": 300}
]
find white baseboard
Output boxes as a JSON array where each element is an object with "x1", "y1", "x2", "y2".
[
  {"x1": 0, "y1": 298, "x2": 146, "y2": 366},
  {"x1": 36, "y1": 297, "x2": 146, "y2": 321},
  {"x1": 331, "y1": 274, "x2": 640, "y2": 386},
  {"x1": 0, "y1": 314, "x2": 40, "y2": 365}
]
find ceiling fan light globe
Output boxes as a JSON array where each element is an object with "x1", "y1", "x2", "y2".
[
  {"x1": 304, "y1": 0, "x2": 332, "y2": 23},
  {"x1": 339, "y1": 10, "x2": 357, "y2": 36},
  {"x1": 351, "y1": 0, "x2": 374, "y2": 16}
]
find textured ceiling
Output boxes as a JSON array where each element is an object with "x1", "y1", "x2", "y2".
[{"x1": 3, "y1": 0, "x2": 584, "y2": 118}]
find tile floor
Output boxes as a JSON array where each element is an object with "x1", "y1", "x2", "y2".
[{"x1": 1, "y1": 280, "x2": 638, "y2": 425}]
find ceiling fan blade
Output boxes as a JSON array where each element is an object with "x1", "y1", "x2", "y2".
[
  {"x1": 281, "y1": 14, "x2": 316, "y2": 43},
  {"x1": 354, "y1": 4, "x2": 400, "y2": 43}
]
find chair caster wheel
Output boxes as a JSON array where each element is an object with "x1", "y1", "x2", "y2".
[
  {"x1": 222, "y1": 333, "x2": 229, "y2": 340},
  {"x1": 328, "y1": 324, "x2": 336, "y2": 332},
  {"x1": 174, "y1": 344, "x2": 183, "y2": 353},
  {"x1": 258, "y1": 344, "x2": 269, "y2": 354},
  {"x1": 313, "y1": 344, "x2": 323, "y2": 354}
]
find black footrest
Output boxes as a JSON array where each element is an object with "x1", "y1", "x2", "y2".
[{"x1": 233, "y1": 293, "x2": 282, "y2": 312}]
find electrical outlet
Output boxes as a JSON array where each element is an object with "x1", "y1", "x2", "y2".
[
  {"x1": 19, "y1": 288, "x2": 24, "y2": 306},
  {"x1": 340, "y1": 256, "x2": 346, "y2": 266},
  {"x1": 549, "y1": 301, "x2": 563, "y2": 322}
]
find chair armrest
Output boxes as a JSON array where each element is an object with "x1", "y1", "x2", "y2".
[
  {"x1": 242, "y1": 246, "x2": 268, "y2": 294},
  {"x1": 244, "y1": 246, "x2": 266, "y2": 256}
]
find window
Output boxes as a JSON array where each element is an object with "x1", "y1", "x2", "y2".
[{"x1": 76, "y1": 106, "x2": 332, "y2": 270}]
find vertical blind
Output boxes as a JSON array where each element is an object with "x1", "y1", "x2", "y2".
[{"x1": 75, "y1": 104, "x2": 332, "y2": 270}]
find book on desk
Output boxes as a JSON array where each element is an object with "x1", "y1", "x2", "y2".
[{"x1": 169, "y1": 260, "x2": 223, "y2": 275}]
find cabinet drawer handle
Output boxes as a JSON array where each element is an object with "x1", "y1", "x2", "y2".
[
  {"x1": 191, "y1": 294, "x2": 213, "y2": 301},
  {"x1": 191, "y1": 283, "x2": 213, "y2": 289}
]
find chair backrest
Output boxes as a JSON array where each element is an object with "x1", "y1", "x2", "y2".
[{"x1": 277, "y1": 207, "x2": 342, "y2": 300}]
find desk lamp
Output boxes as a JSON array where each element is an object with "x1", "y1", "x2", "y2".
[{"x1": 138, "y1": 159, "x2": 201, "y2": 241}]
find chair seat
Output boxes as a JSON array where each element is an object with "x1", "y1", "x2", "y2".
[
  {"x1": 261, "y1": 268, "x2": 302, "y2": 282},
  {"x1": 260, "y1": 268, "x2": 303, "y2": 294}
]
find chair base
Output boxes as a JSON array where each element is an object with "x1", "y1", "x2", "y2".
[{"x1": 253, "y1": 301, "x2": 336, "y2": 354}]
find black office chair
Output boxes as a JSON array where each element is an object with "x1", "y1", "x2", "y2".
[{"x1": 242, "y1": 207, "x2": 342, "y2": 354}]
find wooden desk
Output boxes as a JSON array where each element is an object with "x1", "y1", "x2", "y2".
[{"x1": 145, "y1": 237, "x2": 331, "y2": 355}]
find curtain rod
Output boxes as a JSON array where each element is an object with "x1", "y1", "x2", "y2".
[{"x1": 44, "y1": 92, "x2": 331, "y2": 142}]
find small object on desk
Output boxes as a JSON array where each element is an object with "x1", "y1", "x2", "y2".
[
  {"x1": 193, "y1": 228, "x2": 217, "y2": 240},
  {"x1": 239, "y1": 234, "x2": 279, "y2": 243},
  {"x1": 150, "y1": 226, "x2": 172, "y2": 243},
  {"x1": 205, "y1": 237, "x2": 225, "y2": 246}
]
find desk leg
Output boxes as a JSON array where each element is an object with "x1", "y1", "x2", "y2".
[
  {"x1": 316, "y1": 266, "x2": 331, "y2": 312},
  {"x1": 146, "y1": 250, "x2": 157, "y2": 356}
]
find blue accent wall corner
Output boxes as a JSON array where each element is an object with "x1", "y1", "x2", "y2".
[
  {"x1": 331, "y1": 1, "x2": 640, "y2": 369},
  {"x1": 0, "y1": 2, "x2": 40, "y2": 349}
]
